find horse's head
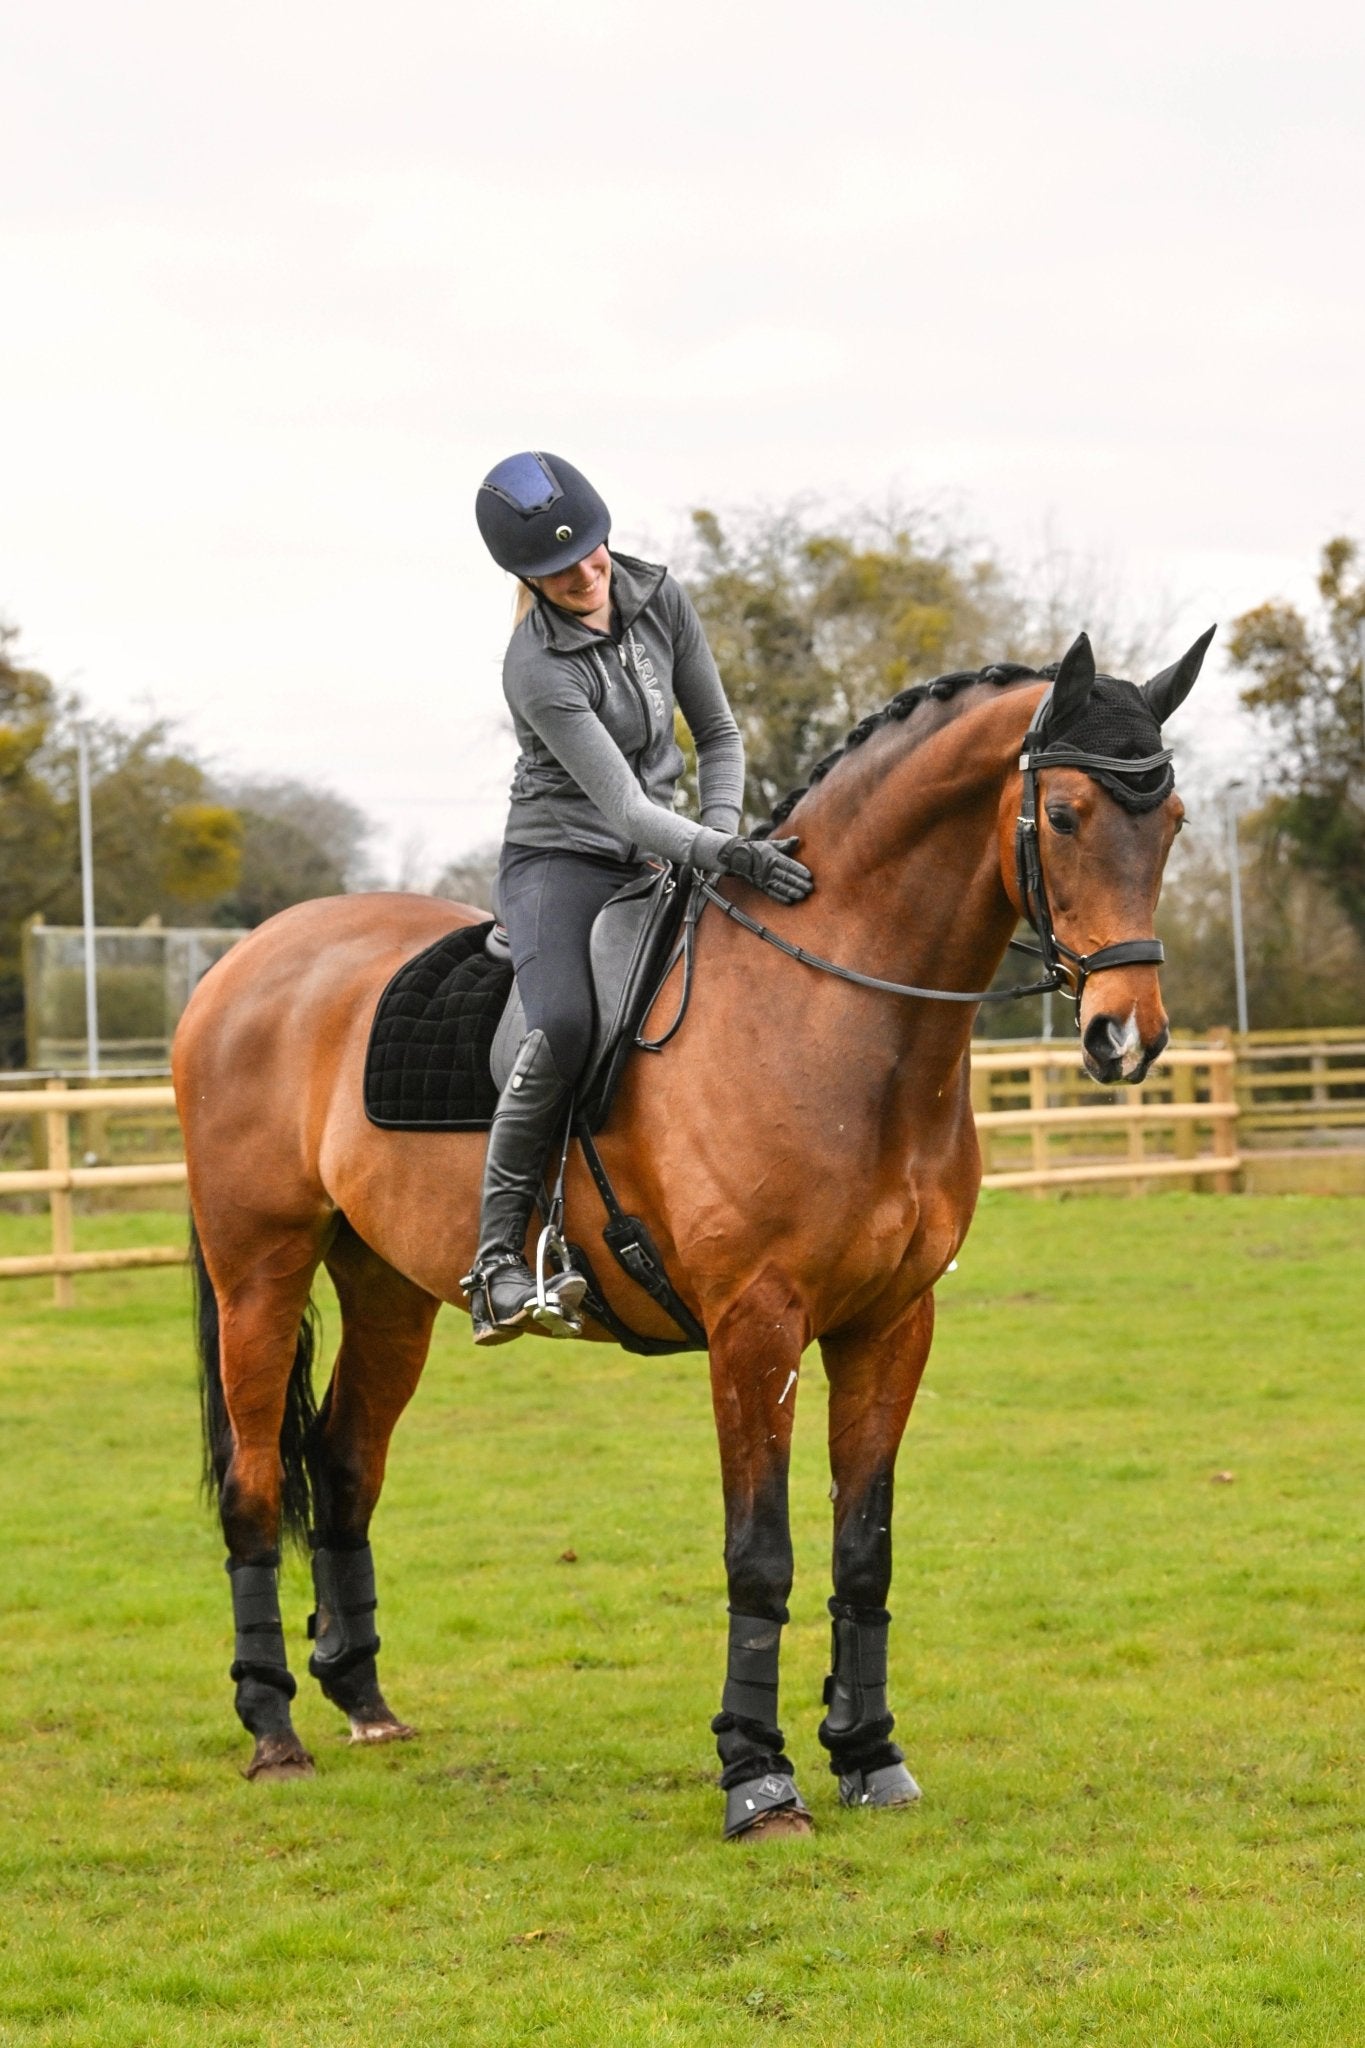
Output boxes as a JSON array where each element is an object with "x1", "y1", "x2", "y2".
[{"x1": 1001, "y1": 626, "x2": 1214, "y2": 1085}]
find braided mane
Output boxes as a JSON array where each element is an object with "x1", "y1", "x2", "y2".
[{"x1": 752, "y1": 660, "x2": 1050, "y2": 839}]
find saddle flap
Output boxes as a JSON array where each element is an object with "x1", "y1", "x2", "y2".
[
  {"x1": 587, "y1": 864, "x2": 674, "y2": 1054},
  {"x1": 490, "y1": 862, "x2": 686, "y2": 1112}
]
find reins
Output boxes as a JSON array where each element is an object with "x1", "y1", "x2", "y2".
[
  {"x1": 644, "y1": 685, "x2": 1168, "y2": 1038},
  {"x1": 695, "y1": 879, "x2": 1065, "y2": 1006}
]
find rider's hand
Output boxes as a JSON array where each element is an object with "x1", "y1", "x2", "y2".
[{"x1": 717, "y1": 835, "x2": 814, "y2": 905}]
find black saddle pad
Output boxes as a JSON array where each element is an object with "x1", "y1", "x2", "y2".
[{"x1": 363, "y1": 921, "x2": 513, "y2": 1131}]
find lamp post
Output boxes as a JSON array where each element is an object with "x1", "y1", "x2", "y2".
[
  {"x1": 76, "y1": 727, "x2": 100, "y2": 1076},
  {"x1": 1225, "y1": 779, "x2": 1249, "y2": 1037}
]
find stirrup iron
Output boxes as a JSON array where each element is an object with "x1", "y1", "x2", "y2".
[{"x1": 530, "y1": 1221, "x2": 584, "y2": 1338}]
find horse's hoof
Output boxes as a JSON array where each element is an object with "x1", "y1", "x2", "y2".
[
  {"x1": 348, "y1": 1716, "x2": 418, "y2": 1745},
  {"x1": 729, "y1": 1806, "x2": 815, "y2": 1842},
  {"x1": 723, "y1": 1771, "x2": 812, "y2": 1841},
  {"x1": 838, "y1": 1761, "x2": 921, "y2": 1808},
  {"x1": 243, "y1": 1735, "x2": 315, "y2": 1782}
]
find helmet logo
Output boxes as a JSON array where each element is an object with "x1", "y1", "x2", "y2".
[{"x1": 555, "y1": 524, "x2": 573, "y2": 543}]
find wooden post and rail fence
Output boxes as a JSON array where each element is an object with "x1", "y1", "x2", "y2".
[{"x1": 2, "y1": 1030, "x2": 1364, "y2": 1303}]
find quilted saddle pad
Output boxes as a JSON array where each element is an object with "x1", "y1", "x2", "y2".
[{"x1": 363, "y1": 920, "x2": 512, "y2": 1131}]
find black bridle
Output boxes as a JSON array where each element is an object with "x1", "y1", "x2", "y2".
[
  {"x1": 683, "y1": 684, "x2": 1170, "y2": 1028},
  {"x1": 1010, "y1": 681, "x2": 1169, "y2": 1014}
]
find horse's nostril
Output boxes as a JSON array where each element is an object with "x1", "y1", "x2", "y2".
[{"x1": 1083, "y1": 1015, "x2": 1121, "y2": 1063}]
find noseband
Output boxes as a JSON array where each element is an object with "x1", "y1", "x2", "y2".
[{"x1": 692, "y1": 684, "x2": 1169, "y2": 1025}]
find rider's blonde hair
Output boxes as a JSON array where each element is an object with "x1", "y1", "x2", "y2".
[{"x1": 512, "y1": 579, "x2": 536, "y2": 630}]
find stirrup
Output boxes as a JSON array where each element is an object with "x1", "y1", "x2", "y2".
[
  {"x1": 529, "y1": 1223, "x2": 585, "y2": 1338},
  {"x1": 461, "y1": 1250, "x2": 585, "y2": 1346}
]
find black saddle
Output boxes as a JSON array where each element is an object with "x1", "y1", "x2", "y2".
[{"x1": 363, "y1": 862, "x2": 687, "y2": 1134}]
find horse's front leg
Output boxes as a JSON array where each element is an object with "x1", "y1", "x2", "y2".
[
  {"x1": 818, "y1": 1292, "x2": 934, "y2": 1810},
  {"x1": 706, "y1": 1275, "x2": 813, "y2": 1842}
]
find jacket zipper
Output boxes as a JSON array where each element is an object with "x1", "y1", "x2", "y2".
[{"x1": 594, "y1": 639, "x2": 654, "y2": 756}]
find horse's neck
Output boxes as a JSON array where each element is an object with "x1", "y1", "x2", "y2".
[{"x1": 784, "y1": 688, "x2": 1031, "y2": 1076}]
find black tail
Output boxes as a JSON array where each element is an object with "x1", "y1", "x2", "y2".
[{"x1": 191, "y1": 1218, "x2": 321, "y2": 1552}]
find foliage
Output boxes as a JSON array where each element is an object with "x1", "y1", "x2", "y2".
[
  {"x1": 159, "y1": 802, "x2": 243, "y2": 903},
  {"x1": 0, "y1": 613, "x2": 376, "y2": 1062},
  {"x1": 2, "y1": 1196, "x2": 1364, "y2": 2043},
  {"x1": 209, "y1": 774, "x2": 376, "y2": 901},
  {"x1": 1229, "y1": 537, "x2": 1365, "y2": 940},
  {"x1": 432, "y1": 840, "x2": 501, "y2": 916},
  {"x1": 678, "y1": 504, "x2": 1162, "y2": 826},
  {"x1": 1156, "y1": 812, "x2": 1365, "y2": 1032}
]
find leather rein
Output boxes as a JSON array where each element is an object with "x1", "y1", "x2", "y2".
[{"x1": 644, "y1": 686, "x2": 1169, "y2": 1045}]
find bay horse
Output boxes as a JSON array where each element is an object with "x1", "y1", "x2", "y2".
[{"x1": 175, "y1": 629, "x2": 1209, "y2": 1833}]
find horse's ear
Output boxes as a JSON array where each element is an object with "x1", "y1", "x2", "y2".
[
  {"x1": 1040, "y1": 632, "x2": 1096, "y2": 737},
  {"x1": 1144, "y1": 625, "x2": 1216, "y2": 725}
]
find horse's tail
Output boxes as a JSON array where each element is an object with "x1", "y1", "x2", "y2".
[{"x1": 191, "y1": 1217, "x2": 320, "y2": 1552}]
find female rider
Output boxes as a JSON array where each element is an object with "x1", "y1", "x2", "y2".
[{"x1": 466, "y1": 449, "x2": 814, "y2": 1344}]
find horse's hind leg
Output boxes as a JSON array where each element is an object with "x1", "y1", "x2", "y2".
[
  {"x1": 818, "y1": 1293, "x2": 935, "y2": 1811},
  {"x1": 307, "y1": 1223, "x2": 440, "y2": 1745},
  {"x1": 198, "y1": 1227, "x2": 325, "y2": 1782}
]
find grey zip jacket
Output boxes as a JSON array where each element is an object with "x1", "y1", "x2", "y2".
[{"x1": 502, "y1": 551, "x2": 745, "y2": 868}]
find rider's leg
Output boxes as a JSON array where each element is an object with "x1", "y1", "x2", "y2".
[{"x1": 467, "y1": 847, "x2": 640, "y2": 1342}]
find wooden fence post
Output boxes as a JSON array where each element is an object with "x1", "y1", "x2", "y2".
[
  {"x1": 1208, "y1": 1032, "x2": 1240, "y2": 1194},
  {"x1": 1172, "y1": 1055, "x2": 1196, "y2": 1191},
  {"x1": 970, "y1": 1057, "x2": 993, "y2": 1178},
  {"x1": 1127, "y1": 1078, "x2": 1147, "y2": 1194},
  {"x1": 1029, "y1": 1050, "x2": 1049, "y2": 1200},
  {"x1": 45, "y1": 1078, "x2": 75, "y2": 1308}
]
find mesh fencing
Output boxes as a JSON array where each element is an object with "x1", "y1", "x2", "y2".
[{"x1": 22, "y1": 924, "x2": 246, "y2": 1071}]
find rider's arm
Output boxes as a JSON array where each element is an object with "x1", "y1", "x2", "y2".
[
  {"x1": 508, "y1": 659, "x2": 733, "y2": 870},
  {"x1": 663, "y1": 578, "x2": 745, "y2": 834}
]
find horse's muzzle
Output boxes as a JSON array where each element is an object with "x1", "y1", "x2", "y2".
[{"x1": 1081, "y1": 1011, "x2": 1169, "y2": 1086}]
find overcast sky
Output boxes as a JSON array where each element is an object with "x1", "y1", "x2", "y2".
[{"x1": 3, "y1": 1, "x2": 1361, "y2": 876}]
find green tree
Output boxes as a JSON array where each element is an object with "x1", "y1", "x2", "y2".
[
  {"x1": 161, "y1": 802, "x2": 243, "y2": 903},
  {"x1": 1229, "y1": 537, "x2": 1365, "y2": 939},
  {"x1": 1154, "y1": 818, "x2": 1365, "y2": 1032},
  {"x1": 679, "y1": 503, "x2": 1160, "y2": 825},
  {"x1": 0, "y1": 611, "x2": 379, "y2": 1064}
]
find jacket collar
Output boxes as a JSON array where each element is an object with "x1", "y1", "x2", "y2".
[{"x1": 531, "y1": 550, "x2": 667, "y2": 654}]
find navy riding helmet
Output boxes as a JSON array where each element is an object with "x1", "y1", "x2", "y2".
[{"x1": 475, "y1": 451, "x2": 611, "y2": 579}]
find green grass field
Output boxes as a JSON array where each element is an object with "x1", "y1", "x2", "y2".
[{"x1": 1, "y1": 1195, "x2": 1363, "y2": 2046}]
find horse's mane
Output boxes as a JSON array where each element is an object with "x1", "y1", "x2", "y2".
[{"x1": 753, "y1": 660, "x2": 1050, "y2": 838}]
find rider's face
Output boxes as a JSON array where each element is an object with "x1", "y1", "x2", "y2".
[{"x1": 532, "y1": 544, "x2": 611, "y2": 617}]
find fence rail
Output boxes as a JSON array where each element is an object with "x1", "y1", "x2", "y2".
[
  {"x1": 0, "y1": 1081, "x2": 185, "y2": 1304},
  {"x1": 1231, "y1": 1030, "x2": 1365, "y2": 1144},
  {"x1": 4, "y1": 1030, "x2": 1365, "y2": 1303},
  {"x1": 971, "y1": 1042, "x2": 1241, "y2": 1195}
]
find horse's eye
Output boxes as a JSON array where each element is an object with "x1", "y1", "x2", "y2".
[{"x1": 1046, "y1": 806, "x2": 1079, "y2": 836}]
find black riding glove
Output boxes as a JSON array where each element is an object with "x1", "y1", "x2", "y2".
[{"x1": 716, "y1": 835, "x2": 814, "y2": 904}]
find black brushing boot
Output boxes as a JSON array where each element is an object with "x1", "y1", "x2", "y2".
[{"x1": 462, "y1": 1029, "x2": 587, "y2": 1345}]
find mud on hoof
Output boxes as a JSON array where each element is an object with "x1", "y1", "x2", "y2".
[
  {"x1": 837, "y1": 1759, "x2": 921, "y2": 1809},
  {"x1": 243, "y1": 1733, "x2": 316, "y2": 1782},
  {"x1": 730, "y1": 1804, "x2": 815, "y2": 1842},
  {"x1": 347, "y1": 1714, "x2": 418, "y2": 1746},
  {"x1": 723, "y1": 1771, "x2": 812, "y2": 1841}
]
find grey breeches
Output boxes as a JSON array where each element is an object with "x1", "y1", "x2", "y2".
[{"x1": 496, "y1": 843, "x2": 644, "y2": 1085}]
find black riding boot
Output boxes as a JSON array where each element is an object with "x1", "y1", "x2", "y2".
[{"x1": 462, "y1": 1030, "x2": 587, "y2": 1345}]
